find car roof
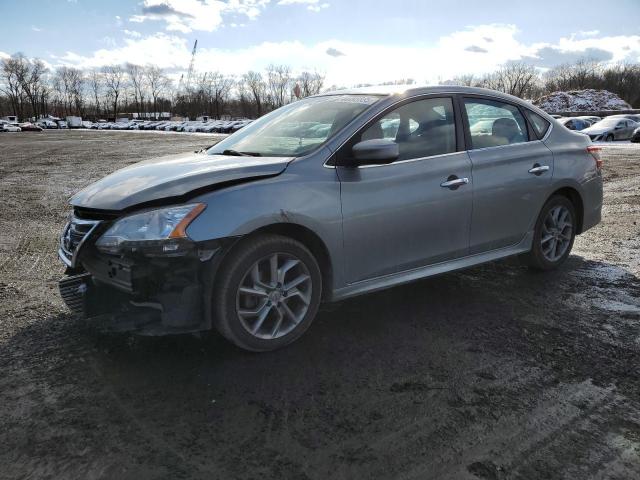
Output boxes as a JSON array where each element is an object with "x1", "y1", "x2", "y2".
[
  {"x1": 316, "y1": 84, "x2": 545, "y2": 114},
  {"x1": 318, "y1": 84, "x2": 525, "y2": 101}
]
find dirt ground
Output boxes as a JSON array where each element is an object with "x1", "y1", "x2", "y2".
[{"x1": 1, "y1": 130, "x2": 639, "y2": 480}]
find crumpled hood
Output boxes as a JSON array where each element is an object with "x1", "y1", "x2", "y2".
[{"x1": 71, "y1": 152, "x2": 291, "y2": 211}]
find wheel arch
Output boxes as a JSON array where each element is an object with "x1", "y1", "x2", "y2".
[
  {"x1": 224, "y1": 222, "x2": 334, "y2": 301},
  {"x1": 548, "y1": 186, "x2": 584, "y2": 234}
]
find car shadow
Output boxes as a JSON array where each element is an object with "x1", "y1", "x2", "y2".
[{"x1": 1, "y1": 255, "x2": 639, "y2": 478}]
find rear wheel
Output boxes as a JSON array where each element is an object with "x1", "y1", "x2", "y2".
[
  {"x1": 524, "y1": 195, "x2": 576, "y2": 271},
  {"x1": 212, "y1": 234, "x2": 322, "y2": 351}
]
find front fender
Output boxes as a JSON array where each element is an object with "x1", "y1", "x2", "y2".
[{"x1": 186, "y1": 153, "x2": 346, "y2": 289}]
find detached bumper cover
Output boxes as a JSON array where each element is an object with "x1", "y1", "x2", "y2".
[{"x1": 58, "y1": 238, "x2": 234, "y2": 335}]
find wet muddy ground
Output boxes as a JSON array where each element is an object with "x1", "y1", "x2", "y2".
[{"x1": 1, "y1": 131, "x2": 639, "y2": 479}]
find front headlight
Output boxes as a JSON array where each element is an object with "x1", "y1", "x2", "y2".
[{"x1": 95, "y1": 203, "x2": 206, "y2": 255}]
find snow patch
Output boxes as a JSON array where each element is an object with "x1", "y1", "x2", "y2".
[{"x1": 534, "y1": 89, "x2": 631, "y2": 113}]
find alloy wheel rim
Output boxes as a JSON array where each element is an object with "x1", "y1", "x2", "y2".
[
  {"x1": 236, "y1": 253, "x2": 312, "y2": 340},
  {"x1": 541, "y1": 205, "x2": 573, "y2": 262}
]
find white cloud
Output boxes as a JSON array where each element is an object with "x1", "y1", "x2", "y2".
[
  {"x1": 52, "y1": 33, "x2": 192, "y2": 69},
  {"x1": 278, "y1": 0, "x2": 317, "y2": 4},
  {"x1": 31, "y1": 26, "x2": 42, "y2": 32},
  {"x1": 553, "y1": 34, "x2": 640, "y2": 63},
  {"x1": 129, "y1": 0, "x2": 269, "y2": 33},
  {"x1": 0, "y1": 51, "x2": 10, "y2": 60},
  {"x1": 307, "y1": 3, "x2": 329, "y2": 12},
  {"x1": 277, "y1": 0, "x2": 329, "y2": 10},
  {"x1": 123, "y1": 30, "x2": 142, "y2": 38},
  {"x1": 50, "y1": 25, "x2": 640, "y2": 87},
  {"x1": 574, "y1": 30, "x2": 600, "y2": 38}
]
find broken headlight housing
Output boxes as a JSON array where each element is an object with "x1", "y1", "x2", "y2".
[{"x1": 95, "y1": 203, "x2": 206, "y2": 256}]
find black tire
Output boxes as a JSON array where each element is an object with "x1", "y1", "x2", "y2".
[
  {"x1": 524, "y1": 195, "x2": 577, "y2": 271},
  {"x1": 212, "y1": 234, "x2": 322, "y2": 352},
  {"x1": 605, "y1": 134, "x2": 614, "y2": 142}
]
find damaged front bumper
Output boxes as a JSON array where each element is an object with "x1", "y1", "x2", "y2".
[{"x1": 58, "y1": 236, "x2": 233, "y2": 335}]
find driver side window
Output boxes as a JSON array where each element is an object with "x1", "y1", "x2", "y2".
[{"x1": 358, "y1": 97, "x2": 457, "y2": 162}]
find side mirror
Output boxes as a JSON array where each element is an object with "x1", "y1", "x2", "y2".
[
  {"x1": 350, "y1": 139, "x2": 399, "y2": 166},
  {"x1": 615, "y1": 125, "x2": 623, "y2": 130}
]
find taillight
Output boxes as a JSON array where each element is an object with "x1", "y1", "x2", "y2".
[{"x1": 587, "y1": 145, "x2": 602, "y2": 170}]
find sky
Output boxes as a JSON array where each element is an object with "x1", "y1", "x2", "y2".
[{"x1": 1, "y1": 0, "x2": 639, "y2": 87}]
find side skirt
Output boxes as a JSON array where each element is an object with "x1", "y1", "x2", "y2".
[{"x1": 331, "y1": 231, "x2": 534, "y2": 301}]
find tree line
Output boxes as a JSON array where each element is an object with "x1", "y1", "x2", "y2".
[
  {"x1": 1, "y1": 53, "x2": 639, "y2": 121},
  {"x1": 440, "y1": 60, "x2": 640, "y2": 108},
  {"x1": 0, "y1": 53, "x2": 325, "y2": 121}
]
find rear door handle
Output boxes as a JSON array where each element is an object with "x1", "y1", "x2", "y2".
[
  {"x1": 528, "y1": 164, "x2": 550, "y2": 175},
  {"x1": 440, "y1": 177, "x2": 469, "y2": 189}
]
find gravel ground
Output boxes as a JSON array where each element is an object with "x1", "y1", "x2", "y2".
[{"x1": 0, "y1": 130, "x2": 639, "y2": 480}]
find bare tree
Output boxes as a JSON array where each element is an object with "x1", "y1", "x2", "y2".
[
  {"x1": 88, "y1": 69, "x2": 102, "y2": 118},
  {"x1": 209, "y1": 72, "x2": 234, "y2": 118},
  {"x1": 145, "y1": 65, "x2": 171, "y2": 118},
  {"x1": 102, "y1": 64, "x2": 125, "y2": 118},
  {"x1": 243, "y1": 71, "x2": 267, "y2": 116},
  {"x1": 0, "y1": 55, "x2": 26, "y2": 117},
  {"x1": 266, "y1": 64, "x2": 292, "y2": 108},
  {"x1": 52, "y1": 66, "x2": 85, "y2": 116},
  {"x1": 13, "y1": 55, "x2": 48, "y2": 118},
  {"x1": 602, "y1": 63, "x2": 640, "y2": 108},
  {"x1": 481, "y1": 62, "x2": 539, "y2": 98},
  {"x1": 126, "y1": 63, "x2": 147, "y2": 115},
  {"x1": 297, "y1": 70, "x2": 325, "y2": 97},
  {"x1": 544, "y1": 59, "x2": 601, "y2": 92},
  {"x1": 440, "y1": 74, "x2": 477, "y2": 87}
]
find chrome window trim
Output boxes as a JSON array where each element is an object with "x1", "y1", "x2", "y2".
[
  {"x1": 324, "y1": 90, "x2": 551, "y2": 169},
  {"x1": 461, "y1": 138, "x2": 546, "y2": 154},
  {"x1": 347, "y1": 151, "x2": 462, "y2": 169}
]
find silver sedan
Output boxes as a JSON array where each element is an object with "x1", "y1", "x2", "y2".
[
  {"x1": 582, "y1": 117, "x2": 638, "y2": 141},
  {"x1": 58, "y1": 85, "x2": 603, "y2": 351}
]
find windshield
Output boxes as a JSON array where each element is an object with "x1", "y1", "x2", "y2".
[{"x1": 207, "y1": 95, "x2": 381, "y2": 157}]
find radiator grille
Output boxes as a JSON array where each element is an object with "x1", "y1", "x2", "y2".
[{"x1": 59, "y1": 216, "x2": 100, "y2": 266}]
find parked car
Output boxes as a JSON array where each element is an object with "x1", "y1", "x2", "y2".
[
  {"x1": 231, "y1": 120, "x2": 252, "y2": 132},
  {"x1": 2, "y1": 122, "x2": 22, "y2": 132},
  {"x1": 577, "y1": 115, "x2": 601, "y2": 124},
  {"x1": 66, "y1": 116, "x2": 83, "y2": 128},
  {"x1": 37, "y1": 119, "x2": 58, "y2": 129},
  {"x1": 607, "y1": 114, "x2": 640, "y2": 123},
  {"x1": 57, "y1": 86, "x2": 603, "y2": 351},
  {"x1": 582, "y1": 117, "x2": 638, "y2": 141},
  {"x1": 19, "y1": 122, "x2": 43, "y2": 132},
  {"x1": 558, "y1": 117, "x2": 591, "y2": 131}
]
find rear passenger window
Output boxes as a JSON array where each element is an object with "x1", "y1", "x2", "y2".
[
  {"x1": 464, "y1": 98, "x2": 529, "y2": 149},
  {"x1": 359, "y1": 97, "x2": 456, "y2": 161},
  {"x1": 523, "y1": 109, "x2": 551, "y2": 139}
]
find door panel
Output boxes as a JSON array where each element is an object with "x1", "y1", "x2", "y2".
[
  {"x1": 338, "y1": 152, "x2": 473, "y2": 283},
  {"x1": 463, "y1": 97, "x2": 554, "y2": 254},
  {"x1": 467, "y1": 141, "x2": 553, "y2": 253}
]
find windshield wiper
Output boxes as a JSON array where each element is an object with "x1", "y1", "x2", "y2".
[{"x1": 219, "y1": 149, "x2": 261, "y2": 157}]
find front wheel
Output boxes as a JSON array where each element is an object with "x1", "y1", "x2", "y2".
[
  {"x1": 605, "y1": 134, "x2": 614, "y2": 142},
  {"x1": 212, "y1": 234, "x2": 322, "y2": 351},
  {"x1": 524, "y1": 195, "x2": 576, "y2": 271}
]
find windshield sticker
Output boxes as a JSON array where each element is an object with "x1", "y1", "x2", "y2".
[{"x1": 333, "y1": 96, "x2": 379, "y2": 104}]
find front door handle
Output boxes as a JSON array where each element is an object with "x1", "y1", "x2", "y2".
[
  {"x1": 440, "y1": 176, "x2": 469, "y2": 189},
  {"x1": 528, "y1": 164, "x2": 550, "y2": 175}
]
